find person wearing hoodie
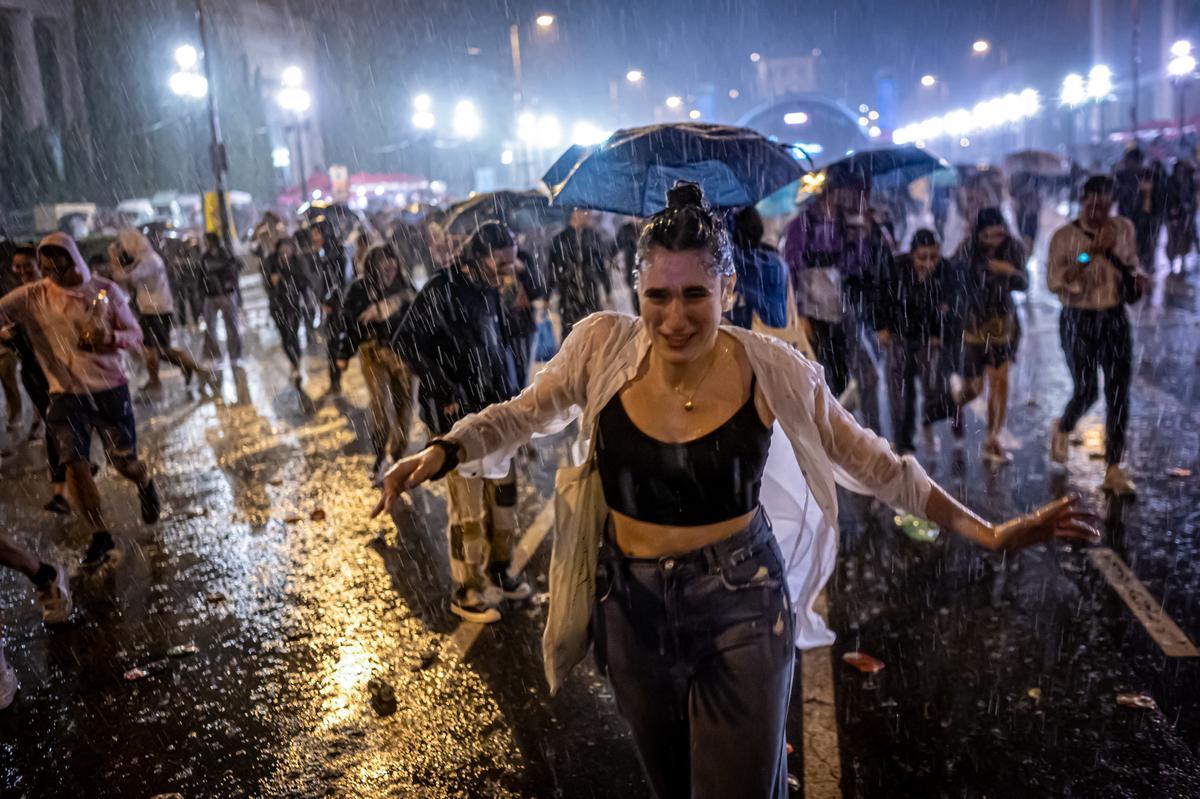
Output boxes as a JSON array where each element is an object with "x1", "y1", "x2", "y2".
[
  {"x1": 394, "y1": 222, "x2": 532, "y2": 624},
  {"x1": 877, "y1": 229, "x2": 954, "y2": 455},
  {"x1": 262, "y1": 236, "x2": 314, "y2": 387},
  {"x1": 726, "y1": 206, "x2": 788, "y2": 330},
  {"x1": 0, "y1": 233, "x2": 162, "y2": 570},
  {"x1": 335, "y1": 244, "x2": 417, "y2": 478},
  {"x1": 199, "y1": 232, "x2": 243, "y2": 368},
  {"x1": 113, "y1": 229, "x2": 206, "y2": 390},
  {"x1": 948, "y1": 208, "x2": 1029, "y2": 463}
]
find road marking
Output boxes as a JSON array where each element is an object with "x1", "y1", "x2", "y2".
[
  {"x1": 1088, "y1": 547, "x2": 1200, "y2": 657},
  {"x1": 448, "y1": 495, "x2": 558, "y2": 661},
  {"x1": 802, "y1": 593, "x2": 842, "y2": 798}
]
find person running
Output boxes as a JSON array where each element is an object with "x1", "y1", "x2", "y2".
[
  {"x1": 262, "y1": 236, "x2": 313, "y2": 388},
  {"x1": 393, "y1": 222, "x2": 533, "y2": 624},
  {"x1": 550, "y1": 208, "x2": 614, "y2": 337},
  {"x1": 1165, "y1": 159, "x2": 1198, "y2": 272},
  {"x1": 877, "y1": 228, "x2": 954, "y2": 455},
  {"x1": 947, "y1": 208, "x2": 1028, "y2": 463},
  {"x1": 199, "y1": 232, "x2": 243, "y2": 369},
  {"x1": 2, "y1": 246, "x2": 71, "y2": 513},
  {"x1": 0, "y1": 530, "x2": 73, "y2": 710},
  {"x1": 112, "y1": 229, "x2": 206, "y2": 390},
  {"x1": 783, "y1": 163, "x2": 890, "y2": 429},
  {"x1": 0, "y1": 233, "x2": 162, "y2": 569},
  {"x1": 726, "y1": 206, "x2": 788, "y2": 331},
  {"x1": 335, "y1": 245, "x2": 417, "y2": 480},
  {"x1": 373, "y1": 182, "x2": 1097, "y2": 799},
  {"x1": 308, "y1": 222, "x2": 353, "y2": 394},
  {"x1": 1047, "y1": 175, "x2": 1147, "y2": 496}
]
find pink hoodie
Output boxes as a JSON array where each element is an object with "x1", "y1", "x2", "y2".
[{"x1": 0, "y1": 232, "x2": 142, "y2": 394}]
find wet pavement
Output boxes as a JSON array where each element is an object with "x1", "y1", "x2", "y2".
[{"x1": 3, "y1": 244, "x2": 1200, "y2": 797}]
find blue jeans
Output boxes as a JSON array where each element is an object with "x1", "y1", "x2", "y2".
[{"x1": 594, "y1": 509, "x2": 796, "y2": 799}]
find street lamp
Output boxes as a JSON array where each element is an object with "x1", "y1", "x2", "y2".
[
  {"x1": 1168, "y1": 40, "x2": 1196, "y2": 133},
  {"x1": 665, "y1": 95, "x2": 683, "y2": 109},
  {"x1": 626, "y1": 69, "x2": 644, "y2": 83},
  {"x1": 1086, "y1": 65, "x2": 1113, "y2": 99},
  {"x1": 972, "y1": 39, "x2": 991, "y2": 55},
  {"x1": 535, "y1": 13, "x2": 555, "y2": 27},
  {"x1": 276, "y1": 66, "x2": 313, "y2": 203},
  {"x1": 1060, "y1": 73, "x2": 1087, "y2": 106},
  {"x1": 169, "y1": 44, "x2": 208, "y2": 99},
  {"x1": 453, "y1": 100, "x2": 482, "y2": 139},
  {"x1": 920, "y1": 74, "x2": 937, "y2": 87},
  {"x1": 175, "y1": 44, "x2": 199, "y2": 70},
  {"x1": 411, "y1": 93, "x2": 435, "y2": 129}
]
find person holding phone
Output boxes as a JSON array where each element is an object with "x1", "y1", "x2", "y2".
[{"x1": 1047, "y1": 175, "x2": 1147, "y2": 495}]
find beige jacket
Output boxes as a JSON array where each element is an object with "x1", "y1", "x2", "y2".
[{"x1": 448, "y1": 312, "x2": 933, "y2": 693}]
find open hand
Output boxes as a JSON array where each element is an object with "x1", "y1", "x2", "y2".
[
  {"x1": 369, "y1": 446, "x2": 446, "y2": 519},
  {"x1": 989, "y1": 496, "x2": 1100, "y2": 553}
]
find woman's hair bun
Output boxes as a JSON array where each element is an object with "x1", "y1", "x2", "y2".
[{"x1": 665, "y1": 181, "x2": 706, "y2": 210}]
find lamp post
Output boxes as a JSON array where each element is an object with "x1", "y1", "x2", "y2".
[
  {"x1": 1060, "y1": 73, "x2": 1087, "y2": 160},
  {"x1": 194, "y1": 0, "x2": 232, "y2": 251},
  {"x1": 1168, "y1": 41, "x2": 1197, "y2": 136},
  {"x1": 168, "y1": 44, "x2": 208, "y2": 195},
  {"x1": 276, "y1": 66, "x2": 313, "y2": 206}
]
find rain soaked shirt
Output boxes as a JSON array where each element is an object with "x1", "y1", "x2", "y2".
[
  {"x1": 446, "y1": 312, "x2": 933, "y2": 688},
  {"x1": 120, "y1": 251, "x2": 175, "y2": 316},
  {"x1": 0, "y1": 277, "x2": 139, "y2": 394},
  {"x1": 1047, "y1": 217, "x2": 1138, "y2": 311}
]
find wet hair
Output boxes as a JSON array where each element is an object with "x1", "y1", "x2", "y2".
[
  {"x1": 273, "y1": 236, "x2": 297, "y2": 257},
  {"x1": 732, "y1": 206, "x2": 765, "y2": 249},
  {"x1": 363, "y1": 244, "x2": 407, "y2": 287},
  {"x1": 636, "y1": 181, "x2": 733, "y2": 277},
  {"x1": 1082, "y1": 175, "x2": 1117, "y2": 197},
  {"x1": 974, "y1": 207, "x2": 1007, "y2": 234},
  {"x1": 909, "y1": 228, "x2": 939, "y2": 250},
  {"x1": 458, "y1": 221, "x2": 517, "y2": 265},
  {"x1": 203, "y1": 232, "x2": 221, "y2": 249},
  {"x1": 12, "y1": 246, "x2": 36, "y2": 261}
]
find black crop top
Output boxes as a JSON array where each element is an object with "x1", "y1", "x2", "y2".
[{"x1": 596, "y1": 376, "x2": 772, "y2": 526}]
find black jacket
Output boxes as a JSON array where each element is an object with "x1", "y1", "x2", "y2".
[
  {"x1": 336, "y1": 276, "x2": 415, "y2": 360},
  {"x1": 947, "y1": 237, "x2": 1028, "y2": 335},
  {"x1": 876, "y1": 255, "x2": 946, "y2": 343},
  {"x1": 312, "y1": 247, "x2": 352, "y2": 308},
  {"x1": 549, "y1": 227, "x2": 614, "y2": 316},
  {"x1": 199, "y1": 247, "x2": 241, "y2": 297},
  {"x1": 394, "y1": 265, "x2": 522, "y2": 436},
  {"x1": 261, "y1": 252, "x2": 313, "y2": 312}
]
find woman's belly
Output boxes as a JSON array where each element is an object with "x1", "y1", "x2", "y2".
[{"x1": 610, "y1": 507, "x2": 760, "y2": 558}]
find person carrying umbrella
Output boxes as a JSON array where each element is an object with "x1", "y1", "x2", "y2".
[
  {"x1": 373, "y1": 182, "x2": 1098, "y2": 799},
  {"x1": 549, "y1": 208, "x2": 615, "y2": 336},
  {"x1": 782, "y1": 163, "x2": 890, "y2": 430},
  {"x1": 725, "y1": 206, "x2": 788, "y2": 330}
]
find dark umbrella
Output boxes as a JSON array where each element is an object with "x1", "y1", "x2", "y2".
[
  {"x1": 547, "y1": 123, "x2": 807, "y2": 217},
  {"x1": 819, "y1": 145, "x2": 951, "y2": 191},
  {"x1": 444, "y1": 190, "x2": 564, "y2": 235},
  {"x1": 542, "y1": 144, "x2": 594, "y2": 192}
]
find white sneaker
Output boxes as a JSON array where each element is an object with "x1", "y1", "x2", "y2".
[
  {"x1": 0, "y1": 646, "x2": 16, "y2": 711},
  {"x1": 450, "y1": 592, "x2": 502, "y2": 624},
  {"x1": 982, "y1": 436, "x2": 1012, "y2": 464},
  {"x1": 1102, "y1": 464, "x2": 1138, "y2": 496},
  {"x1": 1050, "y1": 420, "x2": 1070, "y2": 465},
  {"x1": 37, "y1": 566, "x2": 73, "y2": 625}
]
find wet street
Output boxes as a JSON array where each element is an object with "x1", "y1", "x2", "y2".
[{"x1": 4, "y1": 248, "x2": 1200, "y2": 798}]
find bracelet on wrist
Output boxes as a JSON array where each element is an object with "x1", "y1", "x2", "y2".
[{"x1": 427, "y1": 438, "x2": 461, "y2": 480}]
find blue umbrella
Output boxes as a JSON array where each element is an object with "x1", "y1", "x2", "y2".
[
  {"x1": 821, "y1": 145, "x2": 951, "y2": 191},
  {"x1": 546, "y1": 123, "x2": 808, "y2": 217},
  {"x1": 542, "y1": 144, "x2": 594, "y2": 192}
]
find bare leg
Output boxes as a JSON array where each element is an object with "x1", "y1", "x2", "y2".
[
  {"x1": 66, "y1": 459, "x2": 106, "y2": 534},
  {"x1": 144, "y1": 347, "x2": 162, "y2": 386},
  {"x1": 986, "y1": 362, "x2": 1011, "y2": 439}
]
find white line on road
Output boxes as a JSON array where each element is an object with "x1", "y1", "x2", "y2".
[{"x1": 1088, "y1": 547, "x2": 1199, "y2": 657}]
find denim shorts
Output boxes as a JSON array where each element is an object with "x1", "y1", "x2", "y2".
[{"x1": 47, "y1": 385, "x2": 138, "y2": 465}]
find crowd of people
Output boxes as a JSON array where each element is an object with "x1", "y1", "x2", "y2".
[{"x1": 0, "y1": 142, "x2": 1193, "y2": 795}]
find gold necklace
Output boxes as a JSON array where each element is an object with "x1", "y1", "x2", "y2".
[{"x1": 670, "y1": 345, "x2": 722, "y2": 412}]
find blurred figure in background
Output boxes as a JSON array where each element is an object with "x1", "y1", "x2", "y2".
[
  {"x1": 726, "y1": 206, "x2": 787, "y2": 331},
  {"x1": 877, "y1": 229, "x2": 954, "y2": 455},
  {"x1": 948, "y1": 208, "x2": 1028, "y2": 463},
  {"x1": 309, "y1": 222, "x2": 353, "y2": 394},
  {"x1": 1166, "y1": 160, "x2": 1198, "y2": 272},
  {"x1": 550, "y1": 208, "x2": 614, "y2": 337},
  {"x1": 1009, "y1": 171, "x2": 1042, "y2": 257},
  {"x1": 199, "y1": 232, "x2": 243, "y2": 369},
  {"x1": 262, "y1": 236, "x2": 313, "y2": 388}
]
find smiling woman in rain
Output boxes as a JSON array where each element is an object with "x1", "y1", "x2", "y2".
[{"x1": 372, "y1": 181, "x2": 1099, "y2": 799}]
